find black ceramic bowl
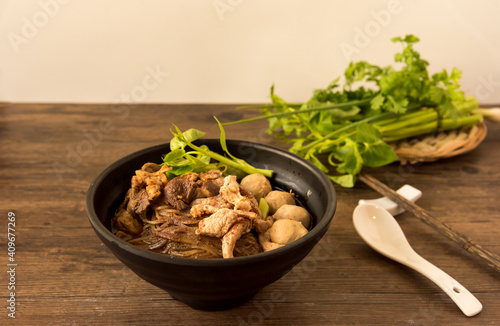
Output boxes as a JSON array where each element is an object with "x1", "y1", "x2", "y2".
[{"x1": 86, "y1": 139, "x2": 336, "y2": 310}]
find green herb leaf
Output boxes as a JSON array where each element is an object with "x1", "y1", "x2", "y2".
[
  {"x1": 357, "y1": 123, "x2": 398, "y2": 167},
  {"x1": 370, "y1": 93, "x2": 385, "y2": 111},
  {"x1": 328, "y1": 174, "x2": 356, "y2": 188},
  {"x1": 163, "y1": 148, "x2": 187, "y2": 162}
]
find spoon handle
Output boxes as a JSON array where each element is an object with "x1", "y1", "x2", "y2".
[{"x1": 405, "y1": 254, "x2": 483, "y2": 317}]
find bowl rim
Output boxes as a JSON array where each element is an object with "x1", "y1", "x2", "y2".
[{"x1": 86, "y1": 139, "x2": 336, "y2": 267}]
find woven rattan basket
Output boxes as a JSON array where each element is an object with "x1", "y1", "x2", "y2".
[{"x1": 390, "y1": 122, "x2": 488, "y2": 165}]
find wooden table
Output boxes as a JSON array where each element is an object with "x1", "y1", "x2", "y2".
[{"x1": 1, "y1": 103, "x2": 499, "y2": 325}]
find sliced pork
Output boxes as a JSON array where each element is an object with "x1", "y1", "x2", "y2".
[{"x1": 112, "y1": 168, "x2": 280, "y2": 259}]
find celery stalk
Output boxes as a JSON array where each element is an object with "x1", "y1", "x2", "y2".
[{"x1": 382, "y1": 114, "x2": 483, "y2": 142}]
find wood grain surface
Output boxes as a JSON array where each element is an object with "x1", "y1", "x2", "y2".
[{"x1": 1, "y1": 103, "x2": 499, "y2": 325}]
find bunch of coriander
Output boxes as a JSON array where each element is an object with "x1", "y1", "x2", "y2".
[{"x1": 226, "y1": 35, "x2": 487, "y2": 187}]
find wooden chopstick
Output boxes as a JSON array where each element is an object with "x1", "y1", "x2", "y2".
[{"x1": 359, "y1": 172, "x2": 500, "y2": 274}]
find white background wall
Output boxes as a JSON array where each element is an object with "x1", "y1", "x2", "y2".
[{"x1": 1, "y1": 0, "x2": 499, "y2": 104}]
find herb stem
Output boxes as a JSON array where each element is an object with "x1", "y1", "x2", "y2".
[
  {"x1": 297, "y1": 110, "x2": 398, "y2": 155},
  {"x1": 376, "y1": 109, "x2": 438, "y2": 134},
  {"x1": 373, "y1": 108, "x2": 430, "y2": 127},
  {"x1": 314, "y1": 131, "x2": 357, "y2": 155},
  {"x1": 181, "y1": 137, "x2": 273, "y2": 177},
  {"x1": 382, "y1": 114, "x2": 483, "y2": 142},
  {"x1": 223, "y1": 99, "x2": 371, "y2": 126},
  {"x1": 236, "y1": 103, "x2": 303, "y2": 110}
]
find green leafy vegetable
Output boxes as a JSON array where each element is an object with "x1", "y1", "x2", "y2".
[
  {"x1": 161, "y1": 118, "x2": 273, "y2": 179},
  {"x1": 259, "y1": 198, "x2": 269, "y2": 220},
  {"x1": 224, "y1": 35, "x2": 484, "y2": 187}
]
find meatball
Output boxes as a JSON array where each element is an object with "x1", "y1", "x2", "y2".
[
  {"x1": 268, "y1": 219, "x2": 308, "y2": 245},
  {"x1": 273, "y1": 204, "x2": 311, "y2": 229},
  {"x1": 240, "y1": 173, "x2": 272, "y2": 201},
  {"x1": 265, "y1": 190, "x2": 295, "y2": 215}
]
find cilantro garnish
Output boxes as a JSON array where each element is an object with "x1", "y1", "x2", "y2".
[{"x1": 162, "y1": 118, "x2": 273, "y2": 179}]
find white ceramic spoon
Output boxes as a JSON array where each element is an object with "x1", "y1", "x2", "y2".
[{"x1": 353, "y1": 203, "x2": 483, "y2": 317}]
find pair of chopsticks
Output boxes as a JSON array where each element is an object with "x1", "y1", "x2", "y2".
[{"x1": 359, "y1": 173, "x2": 500, "y2": 274}]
